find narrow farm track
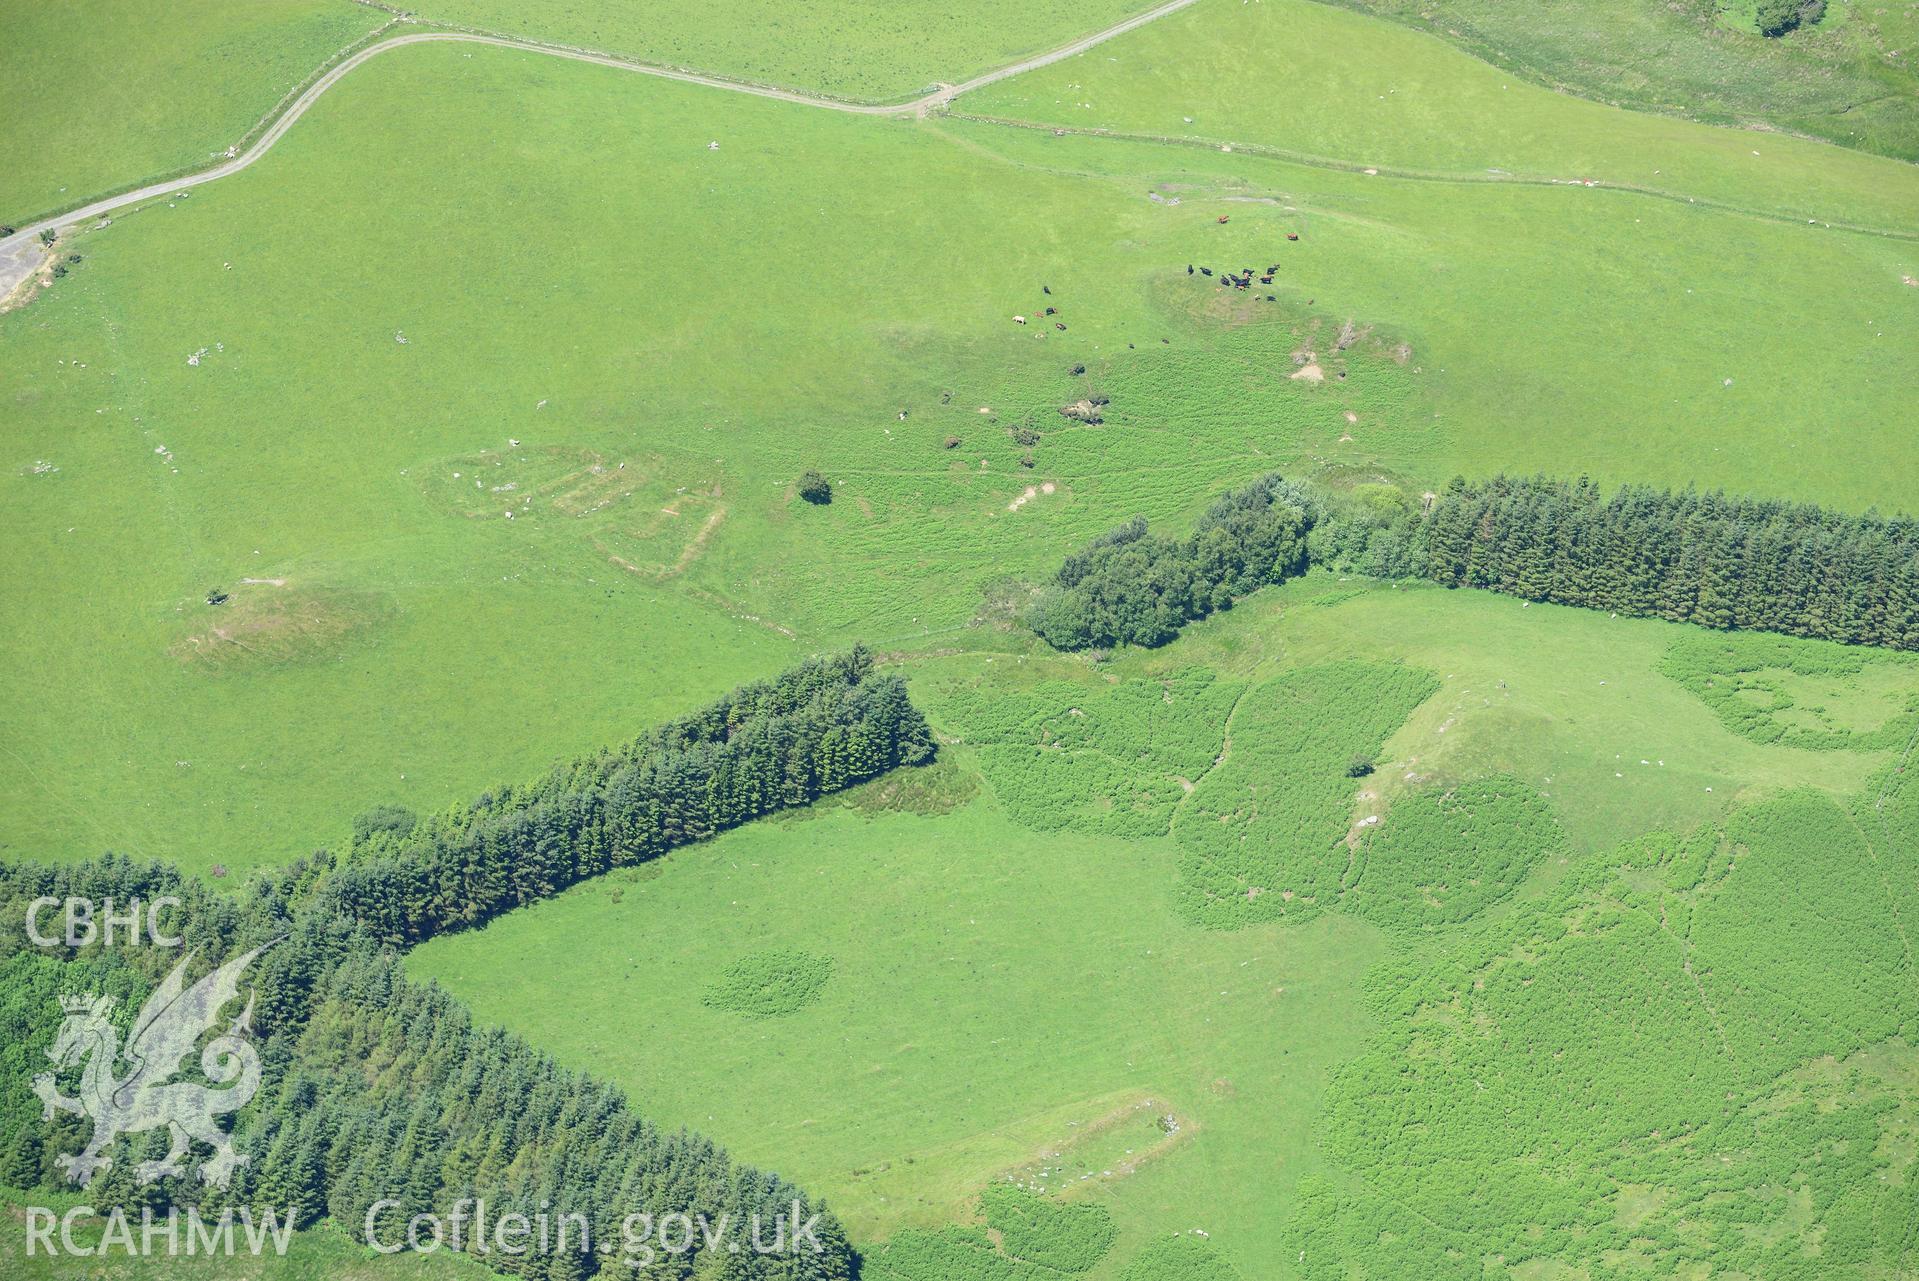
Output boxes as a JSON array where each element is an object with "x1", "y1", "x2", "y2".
[
  {"x1": 943, "y1": 112, "x2": 1919, "y2": 244},
  {"x1": 0, "y1": 0, "x2": 1203, "y2": 298},
  {"x1": 3, "y1": 0, "x2": 1912, "y2": 304}
]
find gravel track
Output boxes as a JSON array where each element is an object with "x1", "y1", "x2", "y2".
[{"x1": 0, "y1": 0, "x2": 1204, "y2": 299}]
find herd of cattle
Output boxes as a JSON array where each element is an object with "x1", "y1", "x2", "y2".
[
  {"x1": 1013, "y1": 229, "x2": 1305, "y2": 329},
  {"x1": 1190, "y1": 233, "x2": 1301, "y2": 293}
]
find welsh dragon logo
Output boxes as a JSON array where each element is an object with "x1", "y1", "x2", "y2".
[{"x1": 33, "y1": 945, "x2": 269, "y2": 1189}]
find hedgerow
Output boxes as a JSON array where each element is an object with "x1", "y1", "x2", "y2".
[
  {"x1": 1174, "y1": 662, "x2": 1440, "y2": 926},
  {"x1": 702, "y1": 949, "x2": 834, "y2": 1017},
  {"x1": 1659, "y1": 631, "x2": 1919, "y2": 750},
  {"x1": 1341, "y1": 775, "x2": 1564, "y2": 932}
]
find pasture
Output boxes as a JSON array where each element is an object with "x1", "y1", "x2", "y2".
[
  {"x1": 401, "y1": 0, "x2": 1158, "y2": 102},
  {"x1": 2, "y1": 36, "x2": 1915, "y2": 874},
  {"x1": 1320, "y1": 0, "x2": 1919, "y2": 161},
  {"x1": 408, "y1": 763, "x2": 1392, "y2": 1272},
  {"x1": 0, "y1": 0, "x2": 389, "y2": 227},
  {"x1": 409, "y1": 578, "x2": 1919, "y2": 1274},
  {"x1": 961, "y1": 0, "x2": 1919, "y2": 234}
]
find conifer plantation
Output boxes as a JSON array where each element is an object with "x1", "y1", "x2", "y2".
[
  {"x1": 1416, "y1": 475, "x2": 1919, "y2": 649},
  {"x1": 0, "y1": 650, "x2": 929, "y2": 1280},
  {"x1": 1031, "y1": 473, "x2": 1919, "y2": 654}
]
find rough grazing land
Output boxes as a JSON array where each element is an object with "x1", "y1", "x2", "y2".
[
  {"x1": 3, "y1": 41, "x2": 1914, "y2": 873},
  {"x1": 0, "y1": 0, "x2": 388, "y2": 226},
  {"x1": 5, "y1": 2, "x2": 1919, "y2": 1276}
]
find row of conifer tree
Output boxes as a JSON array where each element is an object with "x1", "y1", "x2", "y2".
[
  {"x1": 1416, "y1": 474, "x2": 1919, "y2": 649},
  {"x1": 1028, "y1": 472, "x2": 1918, "y2": 653},
  {"x1": 325, "y1": 646, "x2": 934, "y2": 944}
]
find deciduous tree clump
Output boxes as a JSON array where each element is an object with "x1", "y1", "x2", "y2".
[
  {"x1": 1756, "y1": 0, "x2": 1825, "y2": 36},
  {"x1": 798, "y1": 469, "x2": 833, "y2": 504},
  {"x1": 1026, "y1": 474, "x2": 1317, "y2": 650}
]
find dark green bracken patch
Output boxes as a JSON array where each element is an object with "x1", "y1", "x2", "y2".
[
  {"x1": 703, "y1": 949, "x2": 834, "y2": 1018},
  {"x1": 1660, "y1": 632, "x2": 1919, "y2": 751},
  {"x1": 1343, "y1": 775, "x2": 1564, "y2": 932},
  {"x1": 978, "y1": 1184, "x2": 1116, "y2": 1273},
  {"x1": 1120, "y1": 1235, "x2": 1241, "y2": 1280},
  {"x1": 866, "y1": 1184, "x2": 1120, "y2": 1278},
  {"x1": 834, "y1": 757, "x2": 981, "y2": 817}
]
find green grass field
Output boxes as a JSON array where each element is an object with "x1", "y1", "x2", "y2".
[
  {"x1": 1317, "y1": 0, "x2": 1919, "y2": 162},
  {"x1": 961, "y1": 0, "x2": 1919, "y2": 233},
  {"x1": 3, "y1": 37, "x2": 1915, "y2": 875},
  {"x1": 404, "y1": 0, "x2": 1159, "y2": 102},
  {"x1": 406, "y1": 743, "x2": 1391, "y2": 1272},
  {"x1": 0, "y1": 0, "x2": 390, "y2": 227}
]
